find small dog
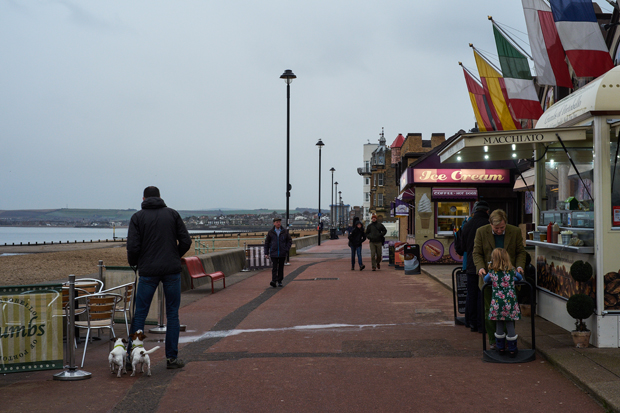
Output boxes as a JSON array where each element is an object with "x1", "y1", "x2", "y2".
[
  {"x1": 108, "y1": 337, "x2": 128, "y2": 378},
  {"x1": 129, "y1": 330, "x2": 160, "y2": 377}
]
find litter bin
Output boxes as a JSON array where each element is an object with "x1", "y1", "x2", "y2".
[{"x1": 329, "y1": 228, "x2": 338, "y2": 239}]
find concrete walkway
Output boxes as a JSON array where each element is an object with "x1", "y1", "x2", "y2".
[{"x1": 0, "y1": 238, "x2": 611, "y2": 412}]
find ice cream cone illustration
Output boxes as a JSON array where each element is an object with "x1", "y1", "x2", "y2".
[{"x1": 418, "y1": 193, "x2": 432, "y2": 229}]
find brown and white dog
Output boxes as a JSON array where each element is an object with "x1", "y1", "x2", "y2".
[
  {"x1": 108, "y1": 337, "x2": 128, "y2": 378},
  {"x1": 129, "y1": 330, "x2": 160, "y2": 377}
]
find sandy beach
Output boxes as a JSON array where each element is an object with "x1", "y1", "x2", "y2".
[{"x1": 0, "y1": 230, "x2": 316, "y2": 286}]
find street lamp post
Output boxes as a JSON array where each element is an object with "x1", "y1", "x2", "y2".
[
  {"x1": 330, "y1": 167, "x2": 335, "y2": 231},
  {"x1": 316, "y1": 139, "x2": 324, "y2": 245},
  {"x1": 334, "y1": 182, "x2": 338, "y2": 231},
  {"x1": 338, "y1": 191, "x2": 342, "y2": 229},
  {"x1": 280, "y1": 69, "x2": 296, "y2": 230}
]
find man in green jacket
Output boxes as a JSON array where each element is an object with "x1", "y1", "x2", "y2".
[
  {"x1": 473, "y1": 209, "x2": 526, "y2": 349},
  {"x1": 365, "y1": 214, "x2": 387, "y2": 271}
]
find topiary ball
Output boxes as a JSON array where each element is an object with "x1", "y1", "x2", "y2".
[
  {"x1": 570, "y1": 260, "x2": 593, "y2": 283},
  {"x1": 566, "y1": 293, "x2": 595, "y2": 321}
]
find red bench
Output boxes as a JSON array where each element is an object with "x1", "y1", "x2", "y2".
[{"x1": 181, "y1": 257, "x2": 226, "y2": 293}]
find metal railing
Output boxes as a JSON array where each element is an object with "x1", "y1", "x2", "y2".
[{"x1": 194, "y1": 235, "x2": 266, "y2": 254}]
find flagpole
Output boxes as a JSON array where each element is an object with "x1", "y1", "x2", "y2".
[
  {"x1": 469, "y1": 43, "x2": 503, "y2": 75},
  {"x1": 488, "y1": 16, "x2": 533, "y2": 60},
  {"x1": 459, "y1": 62, "x2": 483, "y2": 85}
]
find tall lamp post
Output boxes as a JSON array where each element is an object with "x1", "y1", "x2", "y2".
[
  {"x1": 330, "y1": 167, "x2": 335, "y2": 231},
  {"x1": 280, "y1": 69, "x2": 296, "y2": 230},
  {"x1": 316, "y1": 139, "x2": 324, "y2": 245},
  {"x1": 334, "y1": 182, "x2": 338, "y2": 231},
  {"x1": 338, "y1": 190, "x2": 342, "y2": 229}
]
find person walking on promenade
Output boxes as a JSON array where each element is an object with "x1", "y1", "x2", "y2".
[
  {"x1": 127, "y1": 186, "x2": 191, "y2": 369},
  {"x1": 264, "y1": 217, "x2": 292, "y2": 288},
  {"x1": 348, "y1": 220, "x2": 366, "y2": 271},
  {"x1": 473, "y1": 209, "x2": 526, "y2": 350},
  {"x1": 455, "y1": 201, "x2": 490, "y2": 333},
  {"x1": 483, "y1": 248, "x2": 522, "y2": 357},
  {"x1": 365, "y1": 214, "x2": 387, "y2": 271}
]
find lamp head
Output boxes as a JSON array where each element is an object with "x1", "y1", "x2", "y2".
[
  {"x1": 316, "y1": 139, "x2": 324, "y2": 148},
  {"x1": 330, "y1": 167, "x2": 335, "y2": 172},
  {"x1": 280, "y1": 69, "x2": 296, "y2": 85}
]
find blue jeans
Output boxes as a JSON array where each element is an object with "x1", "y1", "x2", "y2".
[
  {"x1": 350, "y1": 246, "x2": 363, "y2": 267},
  {"x1": 131, "y1": 274, "x2": 181, "y2": 360}
]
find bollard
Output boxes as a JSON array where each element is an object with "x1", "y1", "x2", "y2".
[
  {"x1": 53, "y1": 274, "x2": 92, "y2": 380},
  {"x1": 241, "y1": 242, "x2": 250, "y2": 272}
]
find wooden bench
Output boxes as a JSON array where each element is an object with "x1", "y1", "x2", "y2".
[{"x1": 181, "y1": 257, "x2": 226, "y2": 293}]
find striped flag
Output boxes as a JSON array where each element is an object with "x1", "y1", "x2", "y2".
[
  {"x1": 462, "y1": 67, "x2": 495, "y2": 131},
  {"x1": 521, "y1": 0, "x2": 573, "y2": 88},
  {"x1": 474, "y1": 49, "x2": 521, "y2": 131},
  {"x1": 493, "y1": 25, "x2": 544, "y2": 120},
  {"x1": 549, "y1": 0, "x2": 613, "y2": 78}
]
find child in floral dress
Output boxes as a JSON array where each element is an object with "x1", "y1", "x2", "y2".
[{"x1": 483, "y1": 248, "x2": 522, "y2": 357}]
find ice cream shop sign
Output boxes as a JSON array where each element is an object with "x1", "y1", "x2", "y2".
[{"x1": 413, "y1": 169, "x2": 510, "y2": 184}]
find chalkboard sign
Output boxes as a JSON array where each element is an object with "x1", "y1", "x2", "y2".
[{"x1": 456, "y1": 270, "x2": 467, "y2": 314}]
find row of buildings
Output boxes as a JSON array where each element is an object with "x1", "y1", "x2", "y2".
[{"x1": 354, "y1": 3, "x2": 620, "y2": 348}]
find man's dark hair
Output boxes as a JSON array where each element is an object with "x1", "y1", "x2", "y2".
[{"x1": 143, "y1": 186, "x2": 160, "y2": 198}]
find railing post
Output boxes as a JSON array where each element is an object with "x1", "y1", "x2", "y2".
[{"x1": 97, "y1": 260, "x2": 104, "y2": 282}]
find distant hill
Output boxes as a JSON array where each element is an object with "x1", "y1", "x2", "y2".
[{"x1": 0, "y1": 207, "x2": 319, "y2": 222}]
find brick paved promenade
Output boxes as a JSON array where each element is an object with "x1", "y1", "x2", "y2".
[{"x1": 0, "y1": 238, "x2": 605, "y2": 412}]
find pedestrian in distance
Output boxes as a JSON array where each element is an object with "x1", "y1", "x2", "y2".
[
  {"x1": 348, "y1": 221, "x2": 366, "y2": 271},
  {"x1": 483, "y1": 248, "x2": 522, "y2": 357},
  {"x1": 365, "y1": 214, "x2": 387, "y2": 271},
  {"x1": 264, "y1": 217, "x2": 293, "y2": 288},
  {"x1": 473, "y1": 208, "x2": 526, "y2": 350},
  {"x1": 455, "y1": 200, "x2": 490, "y2": 333},
  {"x1": 127, "y1": 186, "x2": 192, "y2": 370}
]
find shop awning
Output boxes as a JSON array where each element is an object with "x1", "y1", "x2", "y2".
[
  {"x1": 513, "y1": 168, "x2": 559, "y2": 191},
  {"x1": 438, "y1": 126, "x2": 590, "y2": 164},
  {"x1": 431, "y1": 188, "x2": 478, "y2": 199},
  {"x1": 397, "y1": 188, "x2": 415, "y2": 201}
]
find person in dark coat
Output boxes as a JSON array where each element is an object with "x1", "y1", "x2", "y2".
[
  {"x1": 348, "y1": 221, "x2": 366, "y2": 271},
  {"x1": 264, "y1": 217, "x2": 293, "y2": 288},
  {"x1": 455, "y1": 200, "x2": 490, "y2": 333},
  {"x1": 365, "y1": 214, "x2": 387, "y2": 271},
  {"x1": 127, "y1": 186, "x2": 191, "y2": 369}
]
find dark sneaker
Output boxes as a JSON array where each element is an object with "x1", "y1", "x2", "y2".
[
  {"x1": 270, "y1": 281, "x2": 277, "y2": 288},
  {"x1": 351, "y1": 267, "x2": 355, "y2": 271},
  {"x1": 360, "y1": 265, "x2": 365, "y2": 271},
  {"x1": 372, "y1": 268, "x2": 376, "y2": 271},
  {"x1": 377, "y1": 263, "x2": 381, "y2": 269},
  {"x1": 167, "y1": 358, "x2": 185, "y2": 369},
  {"x1": 278, "y1": 282, "x2": 283, "y2": 287}
]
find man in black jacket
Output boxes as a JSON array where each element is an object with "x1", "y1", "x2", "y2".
[
  {"x1": 455, "y1": 200, "x2": 490, "y2": 333},
  {"x1": 264, "y1": 217, "x2": 293, "y2": 288},
  {"x1": 127, "y1": 186, "x2": 191, "y2": 369}
]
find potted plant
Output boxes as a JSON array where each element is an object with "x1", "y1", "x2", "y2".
[{"x1": 567, "y1": 260, "x2": 595, "y2": 348}]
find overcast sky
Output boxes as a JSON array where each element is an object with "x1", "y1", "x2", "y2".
[{"x1": 1, "y1": 1, "x2": 613, "y2": 211}]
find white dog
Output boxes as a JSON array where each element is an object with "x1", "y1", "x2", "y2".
[
  {"x1": 108, "y1": 337, "x2": 128, "y2": 378},
  {"x1": 129, "y1": 330, "x2": 160, "y2": 377}
]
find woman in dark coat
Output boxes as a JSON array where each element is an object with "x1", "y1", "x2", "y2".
[{"x1": 348, "y1": 221, "x2": 366, "y2": 271}]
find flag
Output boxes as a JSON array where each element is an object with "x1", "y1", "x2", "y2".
[
  {"x1": 549, "y1": 0, "x2": 613, "y2": 78},
  {"x1": 521, "y1": 0, "x2": 573, "y2": 88},
  {"x1": 474, "y1": 49, "x2": 521, "y2": 130},
  {"x1": 493, "y1": 25, "x2": 544, "y2": 120},
  {"x1": 462, "y1": 67, "x2": 495, "y2": 131}
]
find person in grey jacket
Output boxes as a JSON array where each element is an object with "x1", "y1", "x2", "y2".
[
  {"x1": 365, "y1": 214, "x2": 387, "y2": 271},
  {"x1": 264, "y1": 217, "x2": 293, "y2": 288},
  {"x1": 127, "y1": 186, "x2": 191, "y2": 369}
]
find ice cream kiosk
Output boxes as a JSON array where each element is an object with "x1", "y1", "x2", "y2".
[{"x1": 437, "y1": 66, "x2": 620, "y2": 347}]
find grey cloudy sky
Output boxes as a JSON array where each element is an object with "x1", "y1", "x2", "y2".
[{"x1": 1, "y1": 1, "x2": 613, "y2": 211}]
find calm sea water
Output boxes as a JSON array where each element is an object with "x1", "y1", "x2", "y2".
[
  {"x1": 0, "y1": 226, "x2": 129, "y2": 245},
  {"x1": 0, "y1": 227, "x2": 234, "y2": 246}
]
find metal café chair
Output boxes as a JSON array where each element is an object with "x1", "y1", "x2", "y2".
[
  {"x1": 70, "y1": 292, "x2": 122, "y2": 368},
  {"x1": 101, "y1": 281, "x2": 136, "y2": 336}
]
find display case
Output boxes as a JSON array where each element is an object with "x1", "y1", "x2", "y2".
[
  {"x1": 570, "y1": 211, "x2": 594, "y2": 228},
  {"x1": 541, "y1": 210, "x2": 570, "y2": 226}
]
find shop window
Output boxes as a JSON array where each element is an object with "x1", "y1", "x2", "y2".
[
  {"x1": 544, "y1": 147, "x2": 593, "y2": 213},
  {"x1": 436, "y1": 202, "x2": 470, "y2": 235}
]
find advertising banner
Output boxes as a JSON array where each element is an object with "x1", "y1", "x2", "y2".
[{"x1": 1, "y1": 284, "x2": 64, "y2": 373}]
